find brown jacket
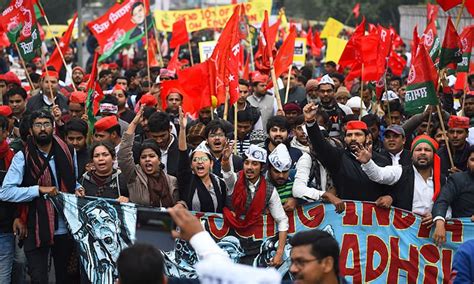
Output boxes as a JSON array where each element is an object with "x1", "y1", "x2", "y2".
[{"x1": 118, "y1": 132, "x2": 178, "y2": 206}]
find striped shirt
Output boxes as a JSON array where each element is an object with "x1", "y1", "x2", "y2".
[{"x1": 275, "y1": 170, "x2": 296, "y2": 204}]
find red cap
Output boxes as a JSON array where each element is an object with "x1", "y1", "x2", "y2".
[
  {"x1": 72, "y1": 66, "x2": 85, "y2": 74},
  {"x1": 448, "y1": 116, "x2": 470, "y2": 129},
  {"x1": 251, "y1": 72, "x2": 269, "y2": 83},
  {"x1": 41, "y1": 70, "x2": 59, "y2": 79},
  {"x1": 346, "y1": 121, "x2": 368, "y2": 131},
  {"x1": 112, "y1": 84, "x2": 125, "y2": 93},
  {"x1": 179, "y1": 59, "x2": 190, "y2": 65},
  {"x1": 94, "y1": 116, "x2": 119, "y2": 132},
  {"x1": 0, "y1": 105, "x2": 12, "y2": 117},
  {"x1": 69, "y1": 91, "x2": 87, "y2": 104},
  {"x1": 109, "y1": 63, "x2": 119, "y2": 69},
  {"x1": 32, "y1": 57, "x2": 41, "y2": 64},
  {"x1": 139, "y1": 94, "x2": 158, "y2": 107},
  {"x1": 3, "y1": 72, "x2": 21, "y2": 86}
]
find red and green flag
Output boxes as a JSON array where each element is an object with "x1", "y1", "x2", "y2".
[
  {"x1": 456, "y1": 25, "x2": 474, "y2": 73},
  {"x1": 86, "y1": 52, "x2": 104, "y2": 129},
  {"x1": 438, "y1": 16, "x2": 462, "y2": 70},
  {"x1": 0, "y1": 0, "x2": 42, "y2": 61},
  {"x1": 421, "y1": 19, "x2": 440, "y2": 63},
  {"x1": 405, "y1": 43, "x2": 439, "y2": 114},
  {"x1": 87, "y1": 0, "x2": 154, "y2": 62}
]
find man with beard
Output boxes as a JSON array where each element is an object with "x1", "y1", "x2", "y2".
[
  {"x1": 316, "y1": 75, "x2": 352, "y2": 139},
  {"x1": 111, "y1": 85, "x2": 135, "y2": 123},
  {"x1": 265, "y1": 116, "x2": 302, "y2": 168},
  {"x1": 290, "y1": 115, "x2": 309, "y2": 153},
  {"x1": 58, "y1": 48, "x2": 77, "y2": 86},
  {"x1": 357, "y1": 135, "x2": 445, "y2": 226},
  {"x1": 67, "y1": 91, "x2": 87, "y2": 120},
  {"x1": 203, "y1": 120, "x2": 242, "y2": 177},
  {"x1": 0, "y1": 110, "x2": 84, "y2": 283},
  {"x1": 61, "y1": 66, "x2": 84, "y2": 96},
  {"x1": 267, "y1": 144, "x2": 298, "y2": 212},
  {"x1": 222, "y1": 144, "x2": 288, "y2": 267},
  {"x1": 65, "y1": 118, "x2": 89, "y2": 178},
  {"x1": 279, "y1": 69, "x2": 306, "y2": 105},
  {"x1": 432, "y1": 145, "x2": 474, "y2": 246},
  {"x1": 26, "y1": 71, "x2": 69, "y2": 114},
  {"x1": 438, "y1": 116, "x2": 470, "y2": 176},
  {"x1": 247, "y1": 72, "x2": 277, "y2": 129},
  {"x1": 303, "y1": 102, "x2": 393, "y2": 203}
]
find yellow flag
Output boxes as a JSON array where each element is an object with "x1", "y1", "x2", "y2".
[
  {"x1": 320, "y1": 17, "x2": 344, "y2": 39},
  {"x1": 326, "y1": 37, "x2": 347, "y2": 63},
  {"x1": 279, "y1": 8, "x2": 289, "y2": 36}
]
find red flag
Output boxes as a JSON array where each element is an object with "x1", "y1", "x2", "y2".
[
  {"x1": 254, "y1": 11, "x2": 279, "y2": 74},
  {"x1": 360, "y1": 31, "x2": 386, "y2": 81},
  {"x1": 427, "y1": 3, "x2": 439, "y2": 23},
  {"x1": 411, "y1": 26, "x2": 420, "y2": 64},
  {"x1": 86, "y1": 52, "x2": 104, "y2": 119},
  {"x1": 267, "y1": 26, "x2": 297, "y2": 89},
  {"x1": 161, "y1": 62, "x2": 211, "y2": 115},
  {"x1": 147, "y1": 34, "x2": 159, "y2": 67},
  {"x1": 390, "y1": 26, "x2": 404, "y2": 50},
  {"x1": 313, "y1": 30, "x2": 323, "y2": 48},
  {"x1": 375, "y1": 75, "x2": 385, "y2": 100},
  {"x1": 306, "y1": 28, "x2": 320, "y2": 57},
  {"x1": 167, "y1": 46, "x2": 181, "y2": 73},
  {"x1": 421, "y1": 19, "x2": 440, "y2": 61},
  {"x1": 339, "y1": 17, "x2": 366, "y2": 68},
  {"x1": 457, "y1": 25, "x2": 474, "y2": 72},
  {"x1": 47, "y1": 13, "x2": 77, "y2": 72},
  {"x1": 352, "y1": 3, "x2": 361, "y2": 18},
  {"x1": 439, "y1": 16, "x2": 462, "y2": 70},
  {"x1": 208, "y1": 5, "x2": 242, "y2": 106},
  {"x1": 388, "y1": 51, "x2": 407, "y2": 77},
  {"x1": 170, "y1": 19, "x2": 189, "y2": 49},
  {"x1": 436, "y1": 0, "x2": 474, "y2": 16}
]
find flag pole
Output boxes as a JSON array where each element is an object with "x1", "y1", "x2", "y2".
[
  {"x1": 233, "y1": 102, "x2": 238, "y2": 154},
  {"x1": 454, "y1": 0, "x2": 466, "y2": 29},
  {"x1": 359, "y1": 64, "x2": 364, "y2": 120},
  {"x1": 269, "y1": 56, "x2": 283, "y2": 111},
  {"x1": 40, "y1": 7, "x2": 76, "y2": 91},
  {"x1": 14, "y1": 44, "x2": 36, "y2": 92},
  {"x1": 284, "y1": 65, "x2": 292, "y2": 104},
  {"x1": 151, "y1": 24, "x2": 164, "y2": 67},
  {"x1": 40, "y1": 53, "x2": 57, "y2": 108},
  {"x1": 144, "y1": 7, "x2": 152, "y2": 83},
  {"x1": 383, "y1": 58, "x2": 392, "y2": 125},
  {"x1": 426, "y1": 106, "x2": 433, "y2": 134},
  {"x1": 436, "y1": 68, "x2": 455, "y2": 168},
  {"x1": 188, "y1": 41, "x2": 194, "y2": 66},
  {"x1": 223, "y1": 87, "x2": 230, "y2": 120}
]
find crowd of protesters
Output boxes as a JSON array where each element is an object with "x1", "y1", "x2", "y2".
[{"x1": 0, "y1": 20, "x2": 473, "y2": 284}]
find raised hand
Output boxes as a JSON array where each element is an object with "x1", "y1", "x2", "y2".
[
  {"x1": 354, "y1": 143, "x2": 373, "y2": 164},
  {"x1": 303, "y1": 102, "x2": 318, "y2": 123}
]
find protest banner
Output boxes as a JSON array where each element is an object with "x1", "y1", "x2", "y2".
[
  {"x1": 198, "y1": 40, "x2": 217, "y2": 62},
  {"x1": 51, "y1": 194, "x2": 136, "y2": 284},
  {"x1": 163, "y1": 201, "x2": 473, "y2": 283},
  {"x1": 52, "y1": 193, "x2": 473, "y2": 283},
  {"x1": 293, "y1": 38, "x2": 307, "y2": 68},
  {"x1": 153, "y1": 0, "x2": 271, "y2": 32}
]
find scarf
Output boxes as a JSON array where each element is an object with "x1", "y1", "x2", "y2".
[
  {"x1": 20, "y1": 135, "x2": 76, "y2": 248},
  {"x1": 147, "y1": 170, "x2": 174, "y2": 207},
  {"x1": 0, "y1": 140, "x2": 14, "y2": 168},
  {"x1": 223, "y1": 171, "x2": 267, "y2": 229},
  {"x1": 190, "y1": 173, "x2": 225, "y2": 213},
  {"x1": 90, "y1": 170, "x2": 111, "y2": 197}
]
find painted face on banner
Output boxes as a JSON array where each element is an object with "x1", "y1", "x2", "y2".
[{"x1": 131, "y1": 3, "x2": 146, "y2": 25}]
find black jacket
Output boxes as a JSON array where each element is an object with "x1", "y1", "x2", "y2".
[
  {"x1": 0, "y1": 159, "x2": 15, "y2": 233},
  {"x1": 307, "y1": 123, "x2": 391, "y2": 201},
  {"x1": 438, "y1": 143, "x2": 470, "y2": 177},
  {"x1": 390, "y1": 166, "x2": 446, "y2": 211},
  {"x1": 432, "y1": 171, "x2": 474, "y2": 219},
  {"x1": 80, "y1": 169, "x2": 129, "y2": 199},
  {"x1": 26, "y1": 91, "x2": 69, "y2": 114}
]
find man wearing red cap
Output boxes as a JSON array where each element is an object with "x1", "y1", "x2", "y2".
[
  {"x1": 357, "y1": 135, "x2": 446, "y2": 225},
  {"x1": 303, "y1": 103, "x2": 393, "y2": 204},
  {"x1": 59, "y1": 48, "x2": 77, "y2": 86},
  {"x1": 111, "y1": 85, "x2": 135, "y2": 123},
  {"x1": 247, "y1": 72, "x2": 277, "y2": 130},
  {"x1": 26, "y1": 71, "x2": 69, "y2": 115},
  {"x1": 61, "y1": 66, "x2": 85, "y2": 97},
  {"x1": 68, "y1": 91, "x2": 87, "y2": 120},
  {"x1": 438, "y1": 116, "x2": 470, "y2": 176}
]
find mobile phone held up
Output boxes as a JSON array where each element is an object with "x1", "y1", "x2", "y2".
[{"x1": 135, "y1": 206, "x2": 176, "y2": 251}]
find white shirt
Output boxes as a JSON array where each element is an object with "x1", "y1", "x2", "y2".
[
  {"x1": 160, "y1": 135, "x2": 175, "y2": 174},
  {"x1": 292, "y1": 152, "x2": 327, "y2": 200},
  {"x1": 412, "y1": 166, "x2": 434, "y2": 215},
  {"x1": 222, "y1": 171, "x2": 289, "y2": 232},
  {"x1": 389, "y1": 150, "x2": 403, "y2": 165}
]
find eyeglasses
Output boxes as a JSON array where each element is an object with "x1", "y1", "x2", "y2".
[
  {"x1": 32, "y1": 122, "x2": 53, "y2": 129},
  {"x1": 209, "y1": 133, "x2": 225, "y2": 139},
  {"x1": 291, "y1": 258, "x2": 319, "y2": 269},
  {"x1": 192, "y1": 156, "x2": 210, "y2": 163}
]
